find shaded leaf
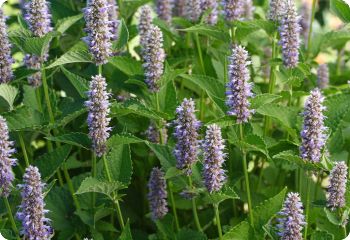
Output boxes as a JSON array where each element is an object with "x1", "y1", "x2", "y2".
[{"x1": 46, "y1": 133, "x2": 91, "y2": 149}]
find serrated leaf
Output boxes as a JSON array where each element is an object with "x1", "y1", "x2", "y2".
[
  {"x1": 273, "y1": 150, "x2": 326, "y2": 171},
  {"x1": 324, "y1": 208, "x2": 342, "y2": 226},
  {"x1": 114, "y1": 19, "x2": 129, "y2": 50},
  {"x1": 310, "y1": 231, "x2": 334, "y2": 240},
  {"x1": 250, "y1": 94, "x2": 281, "y2": 109},
  {"x1": 56, "y1": 14, "x2": 83, "y2": 34},
  {"x1": 206, "y1": 116, "x2": 236, "y2": 127},
  {"x1": 223, "y1": 221, "x2": 254, "y2": 240},
  {"x1": 107, "y1": 133, "x2": 144, "y2": 147},
  {"x1": 102, "y1": 144, "x2": 133, "y2": 185},
  {"x1": 34, "y1": 145, "x2": 72, "y2": 180},
  {"x1": 108, "y1": 56, "x2": 143, "y2": 76},
  {"x1": 234, "y1": 20, "x2": 277, "y2": 37},
  {"x1": 46, "y1": 133, "x2": 91, "y2": 149},
  {"x1": 176, "y1": 229, "x2": 207, "y2": 240},
  {"x1": 0, "y1": 84, "x2": 18, "y2": 110},
  {"x1": 75, "y1": 177, "x2": 125, "y2": 200},
  {"x1": 205, "y1": 186, "x2": 239, "y2": 205},
  {"x1": 252, "y1": 187, "x2": 287, "y2": 232},
  {"x1": 330, "y1": 0, "x2": 350, "y2": 23},
  {"x1": 147, "y1": 143, "x2": 177, "y2": 171},
  {"x1": 13, "y1": 67, "x2": 38, "y2": 81},
  {"x1": 3, "y1": 106, "x2": 47, "y2": 131},
  {"x1": 47, "y1": 42, "x2": 93, "y2": 68},
  {"x1": 118, "y1": 221, "x2": 133, "y2": 240},
  {"x1": 239, "y1": 134, "x2": 269, "y2": 158},
  {"x1": 181, "y1": 24, "x2": 230, "y2": 42},
  {"x1": 61, "y1": 67, "x2": 89, "y2": 98}
]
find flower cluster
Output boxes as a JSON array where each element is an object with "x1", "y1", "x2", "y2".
[
  {"x1": 226, "y1": 45, "x2": 254, "y2": 123},
  {"x1": 24, "y1": 55, "x2": 43, "y2": 87},
  {"x1": 317, "y1": 64, "x2": 329, "y2": 89},
  {"x1": 156, "y1": 0, "x2": 173, "y2": 24},
  {"x1": 203, "y1": 124, "x2": 226, "y2": 193},
  {"x1": 0, "y1": 116, "x2": 16, "y2": 197},
  {"x1": 148, "y1": 167, "x2": 168, "y2": 220},
  {"x1": 300, "y1": 2, "x2": 310, "y2": 44},
  {"x1": 202, "y1": 0, "x2": 218, "y2": 25},
  {"x1": 138, "y1": 6, "x2": 153, "y2": 49},
  {"x1": 277, "y1": 192, "x2": 306, "y2": 240},
  {"x1": 0, "y1": 10, "x2": 14, "y2": 84},
  {"x1": 222, "y1": 0, "x2": 244, "y2": 22},
  {"x1": 17, "y1": 166, "x2": 52, "y2": 240},
  {"x1": 173, "y1": 98, "x2": 200, "y2": 175},
  {"x1": 175, "y1": 0, "x2": 186, "y2": 17},
  {"x1": 300, "y1": 89, "x2": 327, "y2": 163},
  {"x1": 243, "y1": 0, "x2": 254, "y2": 20},
  {"x1": 83, "y1": 0, "x2": 113, "y2": 65},
  {"x1": 107, "y1": 0, "x2": 119, "y2": 41},
  {"x1": 24, "y1": 0, "x2": 52, "y2": 37},
  {"x1": 278, "y1": 0, "x2": 301, "y2": 68},
  {"x1": 85, "y1": 75, "x2": 111, "y2": 157},
  {"x1": 185, "y1": 0, "x2": 202, "y2": 22},
  {"x1": 327, "y1": 162, "x2": 348, "y2": 210},
  {"x1": 143, "y1": 25, "x2": 165, "y2": 92},
  {"x1": 268, "y1": 0, "x2": 286, "y2": 21},
  {"x1": 145, "y1": 121, "x2": 168, "y2": 144}
]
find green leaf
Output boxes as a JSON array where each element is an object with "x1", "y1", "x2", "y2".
[
  {"x1": 250, "y1": 94, "x2": 281, "y2": 109},
  {"x1": 206, "y1": 116, "x2": 237, "y2": 128},
  {"x1": 114, "y1": 19, "x2": 129, "y2": 50},
  {"x1": 324, "y1": 208, "x2": 342, "y2": 226},
  {"x1": 75, "y1": 177, "x2": 125, "y2": 200},
  {"x1": 3, "y1": 106, "x2": 47, "y2": 131},
  {"x1": 176, "y1": 229, "x2": 207, "y2": 240},
  {"x1": 223, "y1": 221, "x2": 254, "y2": 240},
  {"x1": 273, "y1": 150, "x2": 326, "y2": 171},
  {"x1": 204, "y1": 186, "x2": 239, "y2": 205},
  {"x1": 310, "y1": 231, "x2": 334, "y2": 240},
  {"x1": 47, "y1": 42, "x2": 93, "y2": 68},
  {"x1": 102, "y1": 144, "x2": 133, "y2": 185},
  {"x1": 330, "y1": 0, "x2": 350, "y2": 23},
  {"x1": 46, "y1": 133, "x2": 91, "y2": 149},
  {"x1": 118, "y1": 221, "x2": 133, "y2": 240},
  {"x1": 61, "y1": 67, "x2": 89, "y2": 98},
  {"x1": 108, "y1": 56, "x2": 143, "y2": 76},
  {"x1": 154, "y1": 72, "x2": 178, "y2": 117},
  {"x1": 147, "y1": 143, "x2": 177, "y2": 171},
  {"x1": 181, "y1": 24, "x2": 230, "y2": 42},
  {"x1": 13, "y1": 67, "x2": 38, "y2": 81},
  {"x1": 0, "y1": 84, "x2": 18, "y2": 110},
  {"x1": 324, "y1": 93, "x2": 350, "y2": 132},
  {"x1": 107, "y1": 133, "x2": 144, "y2": 147},
  {"x1": 34, "y1": 145, "x2": 72, "y2": 180},
  {"x1": 56, "y1": 14, "x2": 83, "y2": 34},
  {"x1": 234, "y1": 20, "x2": 276, "y2": 37},
  {"x1": 252, "y1": 187, "x2": 287, "y2": 232}
]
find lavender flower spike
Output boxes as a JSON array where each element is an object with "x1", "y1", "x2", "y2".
[
  {"x1": 24, "y1": 55, "x2": 43, "y2": 87},
  {"x1": 85, "y1": 75, "x2": 111, "y2": 157},
  {"x1": 24, "y1": 0, "x2": 52, "y2": 37},
  {"x1": 327, "y1": 162, "x2": 348, "y2": 210},
  {"x1": 107, "y1": 0, "x2": 119, "y2": 41},
  {"x1": 156, "y1": 0, "x2": 173, "y2": 24},
  {"x1": 222, "y1": 0, "x2": 244, "y2": 22},
  {"x1": 143, "y1": 25, "x2": 165, "y2": 92},
  {"x1": 175, "y1": 0, "x2": 186, "y2": 17},
  {"x1": 202, "y1": 0, "x2": 218, "y2": 25},
  {"x1": 148, "y1": 167, "x2": 168, "y2": 220},
  {"x1": 17, "y1": 166, "x2": 52, "y2": 240},
  {"x1": 0, "y1": 116, "x2": 16, "y2": 197},
  {"x1": 83, "y1": 0, "x2": 113, "y2": 65},
  {"x1": 300, "y1": 2, "x2": 311, "y2": 44},
  {"x1": 203, "y1": 124, "x2": 226, "y2": 193},
  {"x1": 300, "y1": 89, "x2": 327, "y2": 163},
  {"x1": 226, "y1": 45, "x2": 254, "y2": 123},
  {"x1": 277, "y1": 192, "x2": 306, "y2": 240},
  {"x1": 0, "y1": 10, "x2": 14, "y2": 84},
  {"x1": 243, "y1": 0, "x2": 254, "y2": 20},
  {"x1": 185, "y1": 0, "x2": 202, "y2": 22},
  {"x1": 268, "y1": 0, "x2": 286, "y2": 21},
  {"x1": 145, "y1": 121, "x2": 168, "y2": 144},
  {"x1": 279, "y1": 0, "x2": 301, "y2": 68},
  {"x1": 317, "y1": 64, "x2": 329, "y2": 89},
  {"x1": 174, "y1": 98, "x2": 200, "y2": 175},
  {"x1": 138, "y1": 6, "x2": 152, "y2": 49}
]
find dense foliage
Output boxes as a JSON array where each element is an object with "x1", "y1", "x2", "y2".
[{"x1": 0, "y1": 0, "x2": 350, "y2": 239}]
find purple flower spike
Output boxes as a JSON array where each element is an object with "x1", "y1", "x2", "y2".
[
  {"x1": 268, "y1": 0, "x2": 286, "y2": 21},
  {"x1": 317, "y1": 64, "x2": 329, "y2": 89},
  {"x1": 243, "y1": 0, "x2": 254, "y2": 20},
  {"x1": 83, "y1": 0, "x2": 113, "y2": 65},
  {"x1": 173, "y1": 98, "x2": 200, "y2": 175},
  {"x1": 85, "y1": 75, "x2": 111, "y2": 157},
  {"x1": 300, "y1": 2, "x2": 310, "y2": 44},
  {"x1": 148, "y1": 167, "x2": 168, "y2": 220},
  {"x1": 17, "y1": 166, "x2": 52, "y2": 240},
  {"x1": 203, "y1": 124, "x2": 226, "y2": 193},
  {"x1": 327, "y1": 162, "x2": 348, "y2": 210},
  {"x1": 277, "y1": 192, "x2": 306, "y2": 240},
  {"x1": 0, "y1": 116, "x2": 16, "y2": 197},
  {"x1": 202, "y1": 0, "x2": 218, "y2": 25},
  {"x1": 143, "y1": 25, "x2": 165, "y2": 92},
  {"x1": 138, "y1": 6, "x2": 153, "y2": 49},
  {"x1": 300, "y1": 89, "x2": 327, "y2": 163},
  {"x1": 175, "y1": 0, "x2": 186, "y2": 17},
  {"x1": 226, "y1": 45, "x2": 254, "y2": 123},
  {"x1": 222, "y1": 0, "x2": 244, "y2": 22},
  {"x1": 24, "y1": 54, "x2": 43, "y2": 87},
  {"x1": 278, "y1": 0, "x2": 301, "y2": 68},
  {"x1": 145, "y1": 121, "x2": 168, "y2": 144},
  {"x1": 0, "y1": 10, "x2": 14, "y2": 84},
  {"x1": 156, "y1": 0, "x2": 173, "y2": 24},
  {"x1": 24, "y1": 0, "x2": 52, "y2": 37},
  {"x1": 107, "y1": 0, "x2": 120, "y2": 41},
  {"x1": 185, "y1": 0, "x2": 202, "y2": 22}
]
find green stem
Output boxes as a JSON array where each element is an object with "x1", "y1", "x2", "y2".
[
  {"x1": 231, "y1": 26, "x2": 236, "y2": 44},
  {"x1": 239, "y1": 124, "x2": 254, "y2": 226},
  {"x1": 41, "y1": 68, "x2": 54, "y2": 125},
  {"x1": 98, "y1": 65, "x2": 103, "y2": 75},
  {"x1": 63, "y1": 163, "x2": 81, "y2": 210},
  {"x1": 168, "y1": 181, "x2": 180, "y2": 232},
  {"x1": 188, "y1": 176, "x2": 202, "y2": 232},
  {"x1": 4, "y1": 198, "x2": 21, "y2": 240},
  {"x1": 92, "y1": 152, "x2": 97, "y2": 221},
  {"x1": 35, "y1": 88, "x2": 43, "y2": 112},
  {"x1": 18, "y1": 133, "x2": 30, "y2": 167},
  {"x1": 102, "y1": 154, "x2": 125, "y2": 229},
  {"x1": 336, "y1": 49, "x2": 343, "y2": 76},
  {"x1": 214, "y1": 204, "x2": 223, "y2": 240},
  {"x1": 307, "y1": 0, "x2": 317, "y2": 53},
  {"x1": 304, "y1": 173, "x2": 311, "y2": 239},
  {"x1": 156, "y1": 93, "x2": 164, "y2": 144}
]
